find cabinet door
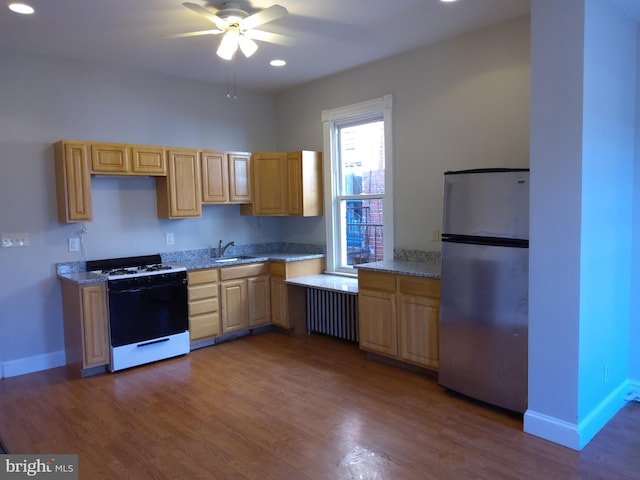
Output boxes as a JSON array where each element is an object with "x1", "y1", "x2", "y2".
[
  {"x1": 156, "y1": 149, "x2": 202, "y2": 218},
  {"x1": 398, "y1": 294, "x2": 439, "y2": 368},
  {"x1": 80, "y1": 284, "x2": 110, "y2": 369},
  {"x1": 358, "y1": 289, "x2": 397, "y2": 356},
  {"x1": 286, "y1": 152, "x2": 302, "y2": 215},
  {"x1": 130, "y1": 145, "x2": 167, "y2": 176},
  {"x1": 55, "y1": 142, "x2": 93, "y2": 223},
  {"x1": 248, "y1": 275, "x2": 270, "y2": 327},
  {"x1": 90, "y1": 143, "x2": 130, "y2": 174},
  {"x1": 287, "y1": 150, "x2": 323, "y2": 216},
  {"x1": 220, "y1": 279, "x2": 248, "y2": 334},
  {"x1": 201, "y1": 150, "x2": 228, "y2": 203},
  {"x1": 270, "y1": 276, "x2": 287, "y2": 328},
  {"x1": 251, "y1": 152, "x2": 287, "y2": 215},
  {"x1": 228, "y1": 152, "x2": 251, "y2": 203}
]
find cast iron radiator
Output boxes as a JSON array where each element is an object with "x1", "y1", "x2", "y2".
[{"x1": 306, "y1": 288, "x2": 359, "y2": 342}]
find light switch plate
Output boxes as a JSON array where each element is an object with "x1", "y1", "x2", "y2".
[
  {"x1": 68, "y1": 237, "x2": 80, "y2": 252},
  {"x1": 1, "y1": 233, "x2": 29, "y2": 248}
]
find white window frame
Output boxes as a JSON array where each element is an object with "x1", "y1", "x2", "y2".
[{"x1": 321, "y1": 94, "x2": 394, "y2": 275}]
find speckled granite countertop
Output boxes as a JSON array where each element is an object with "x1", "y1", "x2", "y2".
[
  {"x1": 286, "y1": 274, "x2": 358, "y2": 294},
  {"x1": 57, "y1": 271, "x2": 108, "y2": 285},
  {"x1": 57, "y1": 252, "x2": 326, "y2": 284},
  {"x1": 354, "y1": 260, "x2": 441, "y2": 279},
  {"x1": 181, "y1": 253, "x2": 324, "y2": 271}
]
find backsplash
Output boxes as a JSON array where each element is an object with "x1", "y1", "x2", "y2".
[
  {"x1": 56, "y1": 243, "x2": 326, "y2": 274},
  {"x1": 394, "y1": 248, "x2": 441, "y2": 266},
  {"x1": 56, "y1": 244, "x2": 438, "y2": 274}
]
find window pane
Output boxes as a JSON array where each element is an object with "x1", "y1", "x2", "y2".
[
  {"x1": 341, "y1": 198, "x2": 384, "y2": 266},
  {"x1": 339, "y1": 121, "x2": 385, "y2": 196}
]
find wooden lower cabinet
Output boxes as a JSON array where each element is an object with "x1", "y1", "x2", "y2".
[
  {"x1": 358, "y1": 270, "x2": 440, "y2": 370},
  {"x1": 269, "y1": 258, "x2": 325, "y2": 329},
  {"x1": 187, "y1": 268, "x2": 220, "y2": 344},
  {"x1": 60, "y1": 280, "x2": 110, "y2": 376},
  {"x1": 248, "y1": 275, "x2": 270, "y2": 327},
  {"x1": 219, "y1": 263, "x2": 270, "y2": 335},
  {"x1": 220, "y1": 279, "x2": 248, "y2": 333},
  {"x1": 358, "y1": 288, "x2": 397, "y2": 356}
]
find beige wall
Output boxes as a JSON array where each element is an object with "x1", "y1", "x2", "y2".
[{"x1": 274, "y1": 16, "x2": 531, "y2": 251}]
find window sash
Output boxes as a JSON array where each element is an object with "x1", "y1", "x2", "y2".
[{"x1": 322, "y1": 95, "x2": 393, "y2": 275}]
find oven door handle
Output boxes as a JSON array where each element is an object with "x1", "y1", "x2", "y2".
[
  {"x1": 109, "y1": 287, "x2": 146, "y2": 295},
  {"x1": 109, "y1": 282, "x2": 184, "y2": 294}
]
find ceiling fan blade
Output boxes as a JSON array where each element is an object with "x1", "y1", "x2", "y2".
[
  {"x1": 244, "y1": 29, "x2": 296, "y2": 46},
  {"x1": 241, "y1": 5, "x2": 288, "y2": 30},
  {"x1": 168, "y1": 29, "x2": 224, "y2": 38},
  {"x1": 182, "y1": 2, "x2": 228, "y2": 31}
]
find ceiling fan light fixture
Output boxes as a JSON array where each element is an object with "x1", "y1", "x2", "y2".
[
  {"x1": 217, "y1": 27, "x2": 240, "y2": 60},
  {"x1": 238, "y1": 35, "x2": 258, "y2": 58}
]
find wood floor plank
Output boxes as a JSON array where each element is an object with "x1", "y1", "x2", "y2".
[{"x1": 0, "y1": 332, "x2": 639, "y2": 479}]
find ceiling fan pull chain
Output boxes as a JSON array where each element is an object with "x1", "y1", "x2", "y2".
[
  {"x1": 232, "y1": 58, "x2": 238, "y2": 100},
  {"x1": 225, "y1": 58, "x2": 238, "y2": 100}
]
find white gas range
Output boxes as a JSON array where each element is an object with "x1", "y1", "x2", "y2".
[{"x1": 86, "y1": 254, "x2": 190, "y2": 372}]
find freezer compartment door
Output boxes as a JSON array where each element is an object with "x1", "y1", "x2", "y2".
[
  {"x1": 439, "y1": 240, "x2": 528, "y2": 413},
  {"x1": 443, "y1": 169, "x2": 529, "y2": 240}
]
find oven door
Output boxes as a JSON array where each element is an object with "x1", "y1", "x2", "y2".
[{"x1": 108, "y1": 273, "x2": 188, "y2": 347}]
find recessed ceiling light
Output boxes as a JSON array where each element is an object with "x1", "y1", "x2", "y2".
[
  {"x1": 8, "y1": 2, "x2": 35, "y2": 14},
  {"x1": 270, "y1": 59, "x2": 286, "y2": 67},
  {"x1": 440, "y1": 0, "x2": 458, "y2": 2}
]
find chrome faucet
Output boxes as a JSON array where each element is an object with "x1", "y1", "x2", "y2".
[{"x1": 218, "y1": 240, "x2": 235, "y2": 257}]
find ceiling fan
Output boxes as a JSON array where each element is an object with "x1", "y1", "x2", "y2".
[{"x1": 176, "y1": 2, "x2": 296, "y2": 60}]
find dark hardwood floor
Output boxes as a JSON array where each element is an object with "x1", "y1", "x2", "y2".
[{"x1": 0, "y1": 332, "x2": 638, "y2": 479}]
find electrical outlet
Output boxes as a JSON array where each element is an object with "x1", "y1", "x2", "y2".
[
  {"x1": 166, "y1": 233, "x2": 175, "y2": 246},
  {"x1": 1, "y1": 233, "x2": 29, "y2": 248},
  {"x1": 68, "y1": 237, "x2": 80, "y2": 252},
  {"x1": 432, "y1": 227, "x2": 440, "y2": 241}
]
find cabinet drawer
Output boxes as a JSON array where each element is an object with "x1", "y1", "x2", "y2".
[
  {"x1": 189, "y1": 298, "x2": 218, "y2": 316},
  {"x1": 188, "y1": 283, "x2": 218, "y2": 301},
  {"x1": 220, "y1": 262, "x2": 268, "y2": 281},
  {"x1": 398, "y1": 277, "x2": 440, "y2": 298},
  {"x1": 190, "y1": 311, "x2": 220, "y2": 339},
  {"x1": 358, "y1": 270, "x2": 396, "y2": 292},
  {"x1": 188, "y1": 268, "x2": 218, "y2": 285}
]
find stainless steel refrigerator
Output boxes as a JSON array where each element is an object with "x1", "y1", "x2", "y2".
[{"x1": 439, "y1": 168, "x2": 529, "y2": 413}]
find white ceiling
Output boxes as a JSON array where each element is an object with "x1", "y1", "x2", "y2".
[{"x1": 2, "y1": 0, "x2": 535, "y2": 93}]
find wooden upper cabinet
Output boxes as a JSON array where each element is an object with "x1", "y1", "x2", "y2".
[
  {"x1": 130, "y1": 145, "x2": 167, "y2": 175},
  {"x1": 241, "y1": 150, "x2": 322, "y2": 216},
  {"x1": 228, "y1": 152, "x2": 251, "y2": 203},
  {"x1": 90, "y1": 142, "x2": 166, "y2": 176},
  {"x1": 90, "y1": 143, "x2": 129, "y2": 173},
  {"x1": 287, "y1": 150, "x2": 323, "y2": 216},
  {"x1": 201, "y1": 150, "x2": 228, "y2": 203},
  {"x1": 243, "y1": 152, "x2": 287, "y2": 215},
  {"x1": 54, "y1": 141, "x2": 93, "y2": 223},
  {"x1": 200, "y1": 150, "x2": 251, "y2": 204},
  {"x1": 156, "y1": 148, "x2": 202, "y2": 218}
]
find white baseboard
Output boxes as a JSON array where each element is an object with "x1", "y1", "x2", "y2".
[
  {"x1": 627, "y1": 381, "x2": 640, "y2": 402},
  {"x1": 1, "y1": 350, "x2": 66, "y2": 378},
  {"x1": 524, "y1": 379, "x2": 629, "y2": 451}
]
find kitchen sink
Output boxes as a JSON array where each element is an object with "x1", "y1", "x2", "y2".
[{"x1": 213, "y1": 255, "x2": 255, "y2": 263}]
